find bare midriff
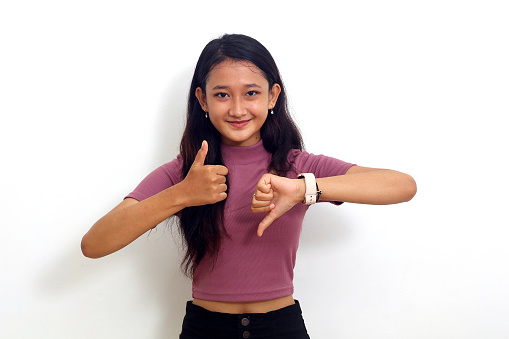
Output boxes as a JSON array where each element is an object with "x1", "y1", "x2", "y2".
[{"x1": 192, "y1": 295, "x2": 295, "y2": 314}]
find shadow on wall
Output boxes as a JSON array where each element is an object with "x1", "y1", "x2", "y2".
[
  {"x1": 33, "y1": 70, "x2": 194, "y2": 338},
  {"x1": 35, "y1": 226, "x2": 190, "y2": 338},
  {"x1": 300, "y1": 203, "x2": 357, "y2": 251},
  {"x1": 152, "y1": 68, "x2": 192, "y2": 165}
]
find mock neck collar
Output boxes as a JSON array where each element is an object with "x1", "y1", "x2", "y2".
[{"x1": 220, "y1": 139, "x2": 270, "y2": 165}]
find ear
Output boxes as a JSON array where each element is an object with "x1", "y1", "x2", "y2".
[
  {"x1": 268, "y1": 84, "x2": 281, "y2": 109},
  {"x1": 195, "y1": 87, "x2": 208, "y2": 112}
]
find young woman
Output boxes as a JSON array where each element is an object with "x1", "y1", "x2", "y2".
[{"x1": 81, "y1": 34, "x2": 416, "y2": 338}]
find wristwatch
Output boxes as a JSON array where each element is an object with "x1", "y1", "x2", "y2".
[{"x1": 297, "y1": 173, "x2": 322, "y2": 205}]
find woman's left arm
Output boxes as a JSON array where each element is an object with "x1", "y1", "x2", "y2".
[
  {"x1": 317, "y1": 166, "x2": 417, "y2": 205},
  {"x1": 252, "y1": 166, "x2": 416, "y2": 236}
]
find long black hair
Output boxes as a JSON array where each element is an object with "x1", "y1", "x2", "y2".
[{"x1": 178, "y1": 34, "x2": 304, "y2": 277}]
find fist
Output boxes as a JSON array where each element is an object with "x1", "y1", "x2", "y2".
[
  {"x1": 183, "y1": 140, "x2": 228, "y2": 206},
  {"x1": 251, "y1": 173, "x2": 305, "y2": 237}
]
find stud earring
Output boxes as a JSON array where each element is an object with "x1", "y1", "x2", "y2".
[{"x1": 270, "y1": 109, "x2": 274, "y2": 115}]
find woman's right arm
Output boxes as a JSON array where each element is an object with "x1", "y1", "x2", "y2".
[
  {"x1": 81, "y1": 184, "x2": 187, "y2": 259},
  {"x1": 81, "y1": 140, "x2": 227, "y2": 258}
]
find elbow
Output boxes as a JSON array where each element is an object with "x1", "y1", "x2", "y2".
[
  {"x1": 401, "y1": 174, "x2": 417, "y2": 202},
  {"x1": 81, "y1": 235, "x2": 102, "y2": 259}
]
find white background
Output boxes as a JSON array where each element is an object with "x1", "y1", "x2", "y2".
[{"x1": 1, "y1": 0, "x2": 508, "y2": 338}]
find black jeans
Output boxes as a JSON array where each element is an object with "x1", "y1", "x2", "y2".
[{"x1": 179, "y1": 300, "x2": 310, "y2": 339}]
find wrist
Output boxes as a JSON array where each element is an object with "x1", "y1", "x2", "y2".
[
  {"x1": 167, "y1": 181, "x2": 191, "y2": 209},
  {"x1": 295, "y1": 178, "x2": 307, "y2": 204}
]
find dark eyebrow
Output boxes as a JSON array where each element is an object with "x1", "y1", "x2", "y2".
[
  {"x1": 211, "y1": 85, "x2": 228, "y2": 90},
  {"x1": 211, "y1": 83, "x2": 262, "y2": 90},
  {"x1": 245, "y1": 83, "x2": 262, "y2": 89}
]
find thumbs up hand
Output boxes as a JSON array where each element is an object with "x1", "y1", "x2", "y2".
[
  {"x1": 181, "y1": 140, "x2": 228, "y2": 207},
  {"x1": 251, "y1": 174, "x2": 306, "y2": 237}
]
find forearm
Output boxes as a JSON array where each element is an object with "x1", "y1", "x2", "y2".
[
  {"x1": 316, "y1": 169, "x2": 417, "y2": 205},
  {"x1": 81, "y1": 182, "x2": 188, "y2": 258}
]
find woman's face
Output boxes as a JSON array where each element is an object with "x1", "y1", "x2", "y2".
[{"x1": 196, "y1": 59, "x2": 281, "y2": 147}]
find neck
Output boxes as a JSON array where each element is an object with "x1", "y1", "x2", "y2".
[{"x1": 220, "y1": 139, "x2": 269, "y2": 165}]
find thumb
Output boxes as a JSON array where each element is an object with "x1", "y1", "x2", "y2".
[
  {"x1": 257, "y1": 209, "x2": 277, "y2": 237},
  {"x1": 192, "y1": 140, "x2": 208, "y2": 166}
]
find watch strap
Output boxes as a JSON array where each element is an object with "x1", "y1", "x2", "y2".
[{"x1": 298, "y1": 173, "x2": 318, "y2": 205}]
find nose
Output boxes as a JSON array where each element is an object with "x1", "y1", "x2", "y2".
[{"x1": 229, "y1": 96, "x2": 246, "y2": 118}]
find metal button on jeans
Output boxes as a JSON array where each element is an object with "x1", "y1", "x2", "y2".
[
  {"x1": 242, "y1": 330, "x2": 250, "y2": 338},
  {"x1": 241, "y1": 317, "x2": 250, "y2": 326}
]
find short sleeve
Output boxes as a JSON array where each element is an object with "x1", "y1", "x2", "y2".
[
  {"x1": 288, "y1": 149, "x2": 356, "y2": 205},
  {"x1": 125, "y1": 155, "x2": 184, "y2": 202}
]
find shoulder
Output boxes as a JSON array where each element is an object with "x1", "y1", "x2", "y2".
[
  {"x1": 125, "y1": 155, "x2": 184, "y2": 201},
  {"x1": 138, "y1": 155, "x2": 184, "y2": 183},
  {"x1": 155, "y1": 154, "x2": 184, "y2": 178},
  {"x1": 287, "y1": 149, "x2": 355, "y2": 178}
]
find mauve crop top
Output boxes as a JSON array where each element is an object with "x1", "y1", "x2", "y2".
[{"x1": 126, "y1": 140, "x2": 354, "y2": 302}]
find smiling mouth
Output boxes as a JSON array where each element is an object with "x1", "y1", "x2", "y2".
[{"x1": 228, "y1": 120, "x2": 250, "y2": 128}]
